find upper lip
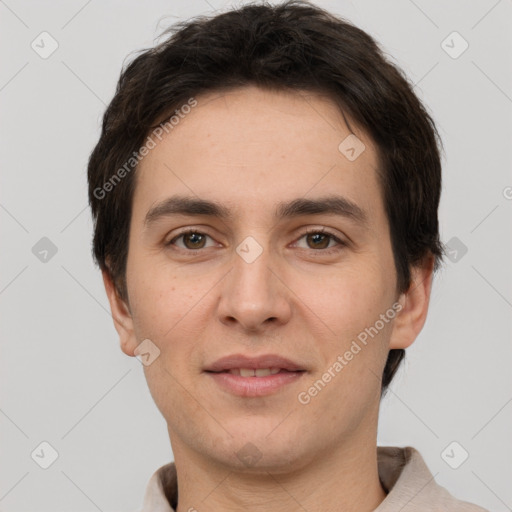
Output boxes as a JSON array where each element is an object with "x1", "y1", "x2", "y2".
[{"x1": 204, "y1": 354, "x2": 306, "y2": 372}]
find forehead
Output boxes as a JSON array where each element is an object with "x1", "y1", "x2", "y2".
[{"x1": 133, "y1": 85, "x2": 383, "y2": 228}]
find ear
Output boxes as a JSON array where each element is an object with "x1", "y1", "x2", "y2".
[
  {"x1": 389, "y1": 254, "x2": 435, "y2": 350},
  {"x1": 102, "y1": 269, "x2": 138, "y2": 357}
]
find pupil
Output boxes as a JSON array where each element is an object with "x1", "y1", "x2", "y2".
[
  {"x1": 186, "y1": 233, "x2": 204, "y2": 248},
  {"x1": 308, "y1": 233, "x2": 328, "y2": 249}
]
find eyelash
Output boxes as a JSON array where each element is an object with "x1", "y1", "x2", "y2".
[{"x1": 166, "y1": 227, "x2": 346, "y2": 255}]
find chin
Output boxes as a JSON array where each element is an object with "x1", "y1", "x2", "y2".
[{"x1": 215, "y1": 429, "x2": 312, "y2": 472}]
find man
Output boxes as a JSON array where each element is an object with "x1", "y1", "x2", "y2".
[{"x1": 87, "y1": 1, "x2": 488, "y2": 510}]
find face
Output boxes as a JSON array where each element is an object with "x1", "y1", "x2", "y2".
[{"x1": 105, "y1": 85, "x2": 432, "y2": 473}]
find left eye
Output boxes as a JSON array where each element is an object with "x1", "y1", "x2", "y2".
[{"x1": 294, "y1": 230, "x2": 344, "y2": 251}]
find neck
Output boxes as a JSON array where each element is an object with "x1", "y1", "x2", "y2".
[{"x1": 170, "y1": 428, "x2": 387, "y2": 512}]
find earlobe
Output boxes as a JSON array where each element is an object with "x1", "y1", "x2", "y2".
[
  {"x1": 101, "y1": 269, "x2": 138, "y2": 357},
  {"x1": 388, "y1": 254, "x2": 435, "y2": 350}
]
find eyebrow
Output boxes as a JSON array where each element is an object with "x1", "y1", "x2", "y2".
[{"x1": 144, "y1": 194, "x2": 368, "y2": 228}]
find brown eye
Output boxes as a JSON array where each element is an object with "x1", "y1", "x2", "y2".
[
  {"x1": 306, "y1": 232, "x2": 331, "y2": 249},
  {"x1": 294, "y1": 228, "x2": 346, "y2": 254},
  {"x1": 168, "y1": 230, "x2": 214, "y2": 251},
  {"x1": 182, "y1": 232, "x2": 206, "y2": 249}
]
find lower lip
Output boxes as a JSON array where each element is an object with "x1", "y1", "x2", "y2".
[{"x1": 205, "y1": 370, "x2": 306, "y2": 397}]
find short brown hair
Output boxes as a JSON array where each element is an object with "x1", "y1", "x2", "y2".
[{"x1": 87, "y1": 0, "x2": 444, "y2": 394}]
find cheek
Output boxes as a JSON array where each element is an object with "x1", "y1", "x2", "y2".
[
  {"x1": 292, "y1": 262, "x2": 396, "y2": 411},
  {"x1": 294, "y1": 263, "x2": 393, "y2": 343},
  {"x1": 297, "y1": 268, "x2": 394, "y2": 417},
  {"x1": 126, "y1": 255, "x2": 188, "y2": 334},
  {"x1": 126, "y1": 267, "x2": 204, "y2": 419},
  {"x1": 126, "y1": 260, "x2": 212, "y2": 381}
]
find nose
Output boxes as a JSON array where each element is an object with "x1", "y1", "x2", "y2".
[{"x1": 216, "y1": 240, "x2": 292, "y2": 332}]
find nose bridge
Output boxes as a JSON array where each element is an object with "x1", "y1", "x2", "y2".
[
  {"x1": 217, "y1": 234, "x2": 291, "y2": 329},
  {"x1": 234, "y1": 238, "x2": 272, "y2": 295}
]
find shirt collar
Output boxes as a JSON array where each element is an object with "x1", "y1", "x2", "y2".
[{"x1": 141, "y1": 446, "x2": 487, "y2": 512}]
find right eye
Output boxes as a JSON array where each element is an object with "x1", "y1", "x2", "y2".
[{"x1": 167, "y1": 230, "x2": 217, "y2": 251}]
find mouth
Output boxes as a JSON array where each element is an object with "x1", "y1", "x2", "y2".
[
  {"x1": 206, "y1": 368, "x2": 305, "y2": 377},
  {"x1": 205, "y1": 368, "x2": 306, "y2": 397},
  {"x1": 204, "y1": 353, "x2": 306, "y2": 373},
  {"x1": 203, "y1": 353, "x2": 307, "y2": 397}
]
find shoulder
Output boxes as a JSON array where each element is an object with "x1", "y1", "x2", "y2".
[{"x1": 376, "y1": 446, "x2": 489, "y2": 512}]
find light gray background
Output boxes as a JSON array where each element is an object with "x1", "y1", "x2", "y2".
[{"x1": 1, "y1": 1, "x2": 511, "y2": 511}]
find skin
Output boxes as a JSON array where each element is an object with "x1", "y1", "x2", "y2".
[{"x1": 103, "y1": 85, "x2": 434, "y2": 512}]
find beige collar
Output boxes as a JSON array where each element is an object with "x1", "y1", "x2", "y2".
[{"x1": 141, "y1": 446, "x2": 488, "y2": 512}]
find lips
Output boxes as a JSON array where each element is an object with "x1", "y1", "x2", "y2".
[
  {"x1": 204, "y1": 353, "x2": 306, "y2": 373},
  {"x1": 205, "y1": 355, "x2": 307, "y2": 397},
  {"x1": 223, "y1": 368, "x2": 282, "y2": 377},
  {"x1": 204, "y1": 354, "x2": 307, "y2": 396}
]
